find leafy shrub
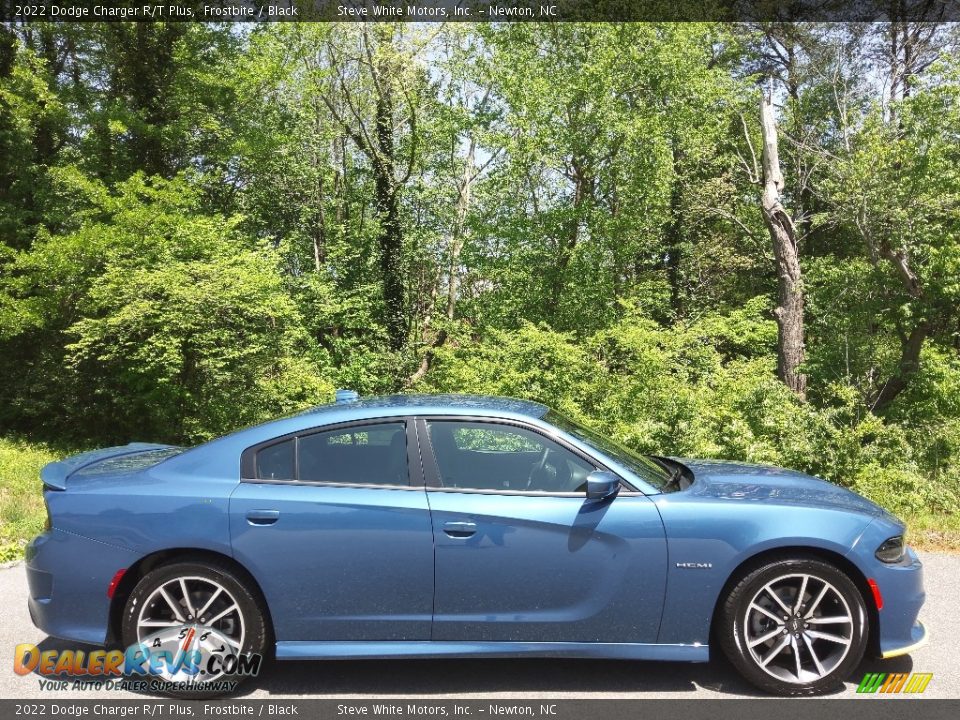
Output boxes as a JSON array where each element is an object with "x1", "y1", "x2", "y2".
[
  {"x1": 0, "y1": 438, "x2": 63, "y2": 562},
  {"x1": 420, "y1": 303, "x2": 959, "y2": 518}
]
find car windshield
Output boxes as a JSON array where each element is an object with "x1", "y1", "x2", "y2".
[{"x1": 544, "y1": 410, "x2": 672, "y2": 490}]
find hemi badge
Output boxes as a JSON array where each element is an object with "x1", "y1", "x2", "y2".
[{"x1": 676, "y1": 562, "x2": 713, "y2": 569}]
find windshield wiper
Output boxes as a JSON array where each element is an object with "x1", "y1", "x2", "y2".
[
  {"x1": 664, "y1": 466, "x2": 684, "y2": 491},
  {"x1": 649, "y1": 455, "x2": 688, "y2": 492},
  {"x1": 648, "y1": 455, "x2": 680, "y2": 490}
]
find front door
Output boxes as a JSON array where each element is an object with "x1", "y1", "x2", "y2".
[{"x1": 421, "y1": 419, "x2": 668, "y2": 643}]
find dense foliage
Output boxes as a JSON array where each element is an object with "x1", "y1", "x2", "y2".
[{"x1": 1, "y1": 22, "x2": 959, "y2": 521}]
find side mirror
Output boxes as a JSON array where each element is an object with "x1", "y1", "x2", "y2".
[{"x1": 586, "y1": 470, "x2": 621, "y2": 500}]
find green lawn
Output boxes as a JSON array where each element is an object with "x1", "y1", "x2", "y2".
[
  {"x1": 900, "y1": 512, "x2": 960, "y2": 553},
  {"x1": 0, "y1": 437, "x2": 957, "y2": 561},
  {"x1": 0, "y1": 438, "x2": 64, "y2": 562}
]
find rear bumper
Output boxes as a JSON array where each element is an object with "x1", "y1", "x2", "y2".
[{"x1": 26, "y1": 529, "x2": 140, "y2": 645}]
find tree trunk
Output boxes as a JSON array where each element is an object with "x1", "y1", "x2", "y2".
[
  {"x1": 868, "y1": 239, "x2": 927, "y2": 411},
  {"x1": 664, "y1": 146, "x2": 684, "y2": 316},
  {"x1": 310, "y1": 103, "x2": 327, "y2": 273},
  {"x1": 313, "y1": 174, "x2": 326, "y2": 272},
  {"x1": 858, "y1": 16, "x2": 940, "y2": 410},
  {"x1": 319, "y1": 27, "x2": 411, "y2": 353},
  {"x1": 760, "y1": 91, "x2": 807, "y2": 398},
  {"x1": 551, "y1": 158, "x2": 589, "y2": 320},
  {"x1": 373, "y1": 80, "x2": 405, "y2": 351},
  {"x1": 871, "y1": 321, "x2": 929, "y2": 412},
  {"x1": 446, "y1": 137, "x2": 476, "y2": 321}
]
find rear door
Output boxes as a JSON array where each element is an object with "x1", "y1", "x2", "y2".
[
  {"x1": 229, "y1": 419, "x2": 434, "y2": 642},
  {"x1": 421, "y1": 418, "x2": 668, "y2": 643}
]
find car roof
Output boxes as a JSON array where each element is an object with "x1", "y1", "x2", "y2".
[
  {"x1": 296, "y1": 394, "x2": 549, "y2": 420},
  {"x1": 157, "y1": 393, "x2": 659, "y2": 494},
  {"x1": 175, "y1": 394, "x2": 551, "y2": 469}
]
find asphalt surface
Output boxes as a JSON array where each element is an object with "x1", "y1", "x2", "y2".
[{"x1": 1, "y1": 553, "x2": 956, "y2": 700}]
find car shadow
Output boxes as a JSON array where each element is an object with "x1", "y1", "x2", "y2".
[
  {"x1": 26, "y1": 635, "x2": 916, "y2": 698},
  {"x1": 234, "y1": 656, "x2": 759, "y2": 697}
]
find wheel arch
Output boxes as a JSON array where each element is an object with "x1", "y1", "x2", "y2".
[
  {"x1": 708, "y1": 545, "x2": 880, "y2": 657},
  {"x1": 106, "y1": 547, "x2": 275, "y2": 652}
]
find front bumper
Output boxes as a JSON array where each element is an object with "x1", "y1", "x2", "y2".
[
  {"x1": 26, "y1": 529, "x2": 140, "y2": 645},
  {"x1": 872, "y1": 546, "x2": 926, "y2": 658},
  {"x1": 848, "y1": 527, "x2": 927, "y2": 660},
  {"x1": 881, "y1": 620, "x2": 928, "y2": 659}
]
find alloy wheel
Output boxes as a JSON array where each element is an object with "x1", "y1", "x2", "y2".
[
  {"x1": 135, "y1": 575, "x2": 246, "y2": 683},
  {"x1": 743, "y1": 572, "x2": 854, "y2": 684}
]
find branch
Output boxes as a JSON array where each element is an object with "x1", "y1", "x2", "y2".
[
  {"x1": 406, "y1": 329, "x2": 448, "y2": 387},
  {"x1": 397, "y1": 78, "x2": 418, "y2": 188},
  {"x1": 739, "y1": 112, "x2": 760, "y2": 183}
]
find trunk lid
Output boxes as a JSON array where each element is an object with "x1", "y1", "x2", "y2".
[{"x1": 40, "y1": 443, "x2": 182, "y2": 490}]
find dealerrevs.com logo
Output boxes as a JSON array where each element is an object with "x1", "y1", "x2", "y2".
[
  {"x1": 14, "y1": 633, "x2": 262, "y2": 694},
  {"x1": 856, "y1": 672, "x2": 933, "y2": 695}
]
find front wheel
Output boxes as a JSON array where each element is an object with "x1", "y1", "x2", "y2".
[
  {"x1": 719, "y1": 557, "x2": 868, "y2": 695},
  {"x1": 120, "y1": 559, "x2": 268, "y2": 698}
]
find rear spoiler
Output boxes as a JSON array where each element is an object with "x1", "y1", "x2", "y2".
[
  {"x1": 39, "y1": 463, "x2": 71, "y2": 490},
  {"x1": 40, "y1": 442, "x2": 175, "y2": 490}
]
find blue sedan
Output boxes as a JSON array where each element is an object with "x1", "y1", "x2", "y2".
[{"x1": 26, "y1": 392, "x2": 926, "y2": 696}]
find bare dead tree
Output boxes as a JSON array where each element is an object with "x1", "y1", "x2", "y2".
[{"x1": 760, "y1": 88, "x2": 807, "y2": 399}]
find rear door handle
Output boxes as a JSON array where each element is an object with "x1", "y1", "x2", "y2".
[
  {"x1": 246, "y1": 509, "x2": 280, "y2": 526},
  {"x1": 443, "y1": 521, "x2": 477, "y2": 538}
]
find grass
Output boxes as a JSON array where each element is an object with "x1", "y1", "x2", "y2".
[
  {"x1": 901, "y1": 512, "x2": 960, "y2": 553},
  {"x1": 1, "y1": 436, "x2": 959, "y2": 561},
  {"x1": 0, "y1": 438, "x2": 67, "y2": 562}
]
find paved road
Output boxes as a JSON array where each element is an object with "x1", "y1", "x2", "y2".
[{"x1": 1, "y1": 553, "x2": 956, "y2": 700}]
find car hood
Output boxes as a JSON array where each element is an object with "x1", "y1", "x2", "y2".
[{"x1": 673, "y1": 458, "x2": 887, "y2": 517}]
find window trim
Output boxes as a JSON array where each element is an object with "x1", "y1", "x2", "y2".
[
  {"x1": 414, "y1": 415, "x2": 639, "y2": 496},
  {"x1": 241, "y1": 417, "x2": 423, "y2": 489}
]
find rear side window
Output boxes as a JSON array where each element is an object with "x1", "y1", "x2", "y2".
[
  {"x1": 257, "y1": 439, "x2": 294, "y2": 480},
  {"x1": 299, "y1": 423, "x2": 408, "y2": 485},
  {"x1": 252, "y1": 422, "x2": 408, "y2": 486}
]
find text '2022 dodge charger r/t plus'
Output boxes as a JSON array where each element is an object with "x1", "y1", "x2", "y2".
[{"x1": 26, "y1": 392, "x2": 926, "y2": 696}]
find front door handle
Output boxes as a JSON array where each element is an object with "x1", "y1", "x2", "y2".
[
  {"x1": 246, "y1": 509, "x2": 280, "y2": 526},
  {"x1": 443, "y1": 521, "x2": 477, "y2": 538}
]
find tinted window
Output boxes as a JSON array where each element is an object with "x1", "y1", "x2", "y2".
[
  {"x1": 73, "y1": 447, "x2": 185, "y2": 477},
  {"x1": 452, "y1": 426, "x2": 540, "y2": 452},
  {"x1": 257, "y1": 439, "x2": 295, "y2": 480},
  {"x1": 298, "y1": 422, "x2": 408, "y2": 486},
  {"x1": 427, "y1": 421, "x2": 595, "y2": 493},
  {"x1": 543, "y1": 410, "x2": 671, "y2": 490}
]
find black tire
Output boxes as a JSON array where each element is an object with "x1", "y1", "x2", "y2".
[
  {"x1": 719, "y1": 556, "x2": 868, "y2": 696},
  {"x1": 121, "y1": 558, "x2": 268, "y2": 698}
]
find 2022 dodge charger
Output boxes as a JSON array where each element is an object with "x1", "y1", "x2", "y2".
[{"x1": 27, "y1": 393, "x2": 926, "y2": 696}]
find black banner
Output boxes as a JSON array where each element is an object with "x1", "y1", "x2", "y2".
[{"x1": 2, "y1": 0, "x2": 960, "y2": 23}]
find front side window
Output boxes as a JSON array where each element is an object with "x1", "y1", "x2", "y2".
[
  {"x1": 253, "y1": 422, "x2": 409, "y2": 486},
  {"x1": 543, "y1": 410, "x2": 671, "y2": 490},
  {"x1": 427, "y1": 420, "x2": 595, "y2": 493}
]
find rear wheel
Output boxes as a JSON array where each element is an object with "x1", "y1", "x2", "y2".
[
  {"x1": 121, "y1": 560, "x2": 268, "y2": 698},
  {"x1": 719, "y1": 557, "x2": 868, "y2": 695}
]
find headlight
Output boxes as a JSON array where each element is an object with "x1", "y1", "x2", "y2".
[{"x1": 875, "y1": 535, "x2": 905, "y2": 563}]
